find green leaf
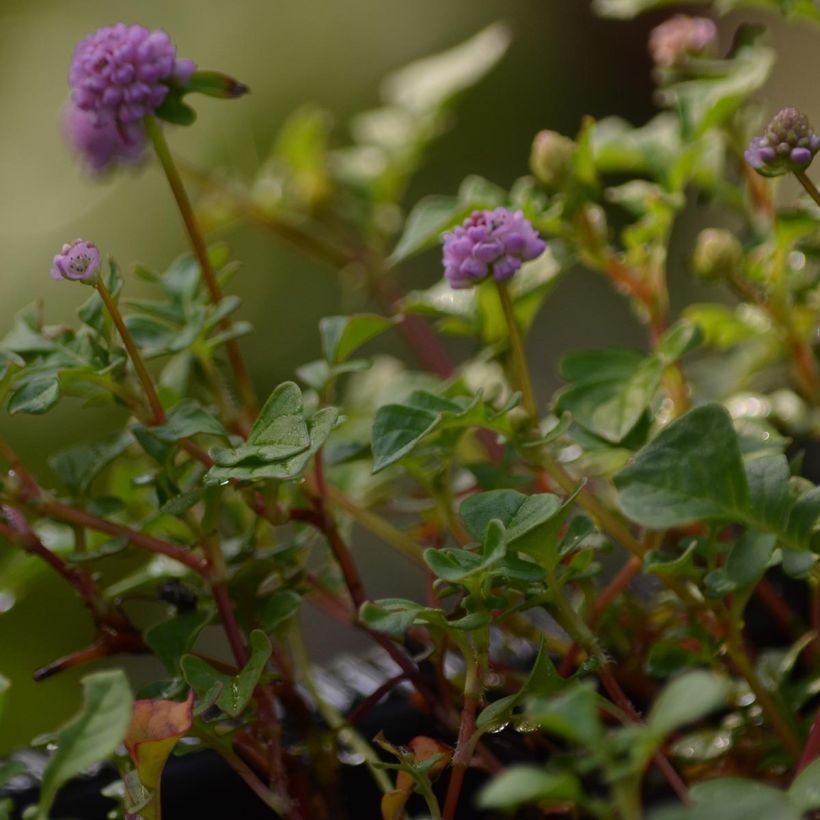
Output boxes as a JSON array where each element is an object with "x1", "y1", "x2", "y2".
[
  {"x1": 557, "y1": 348, "x2": 663, "y2": 444},
  {"x1": 208, "y1": 381, "x2": 319, "y2": 477},
  {"x1": 616, "y1": 404, "x2": 749, "y2": 528},
  {"x1": 185, "y1": 70, "x2": 248, "y2": 98},
  {"x1": 593, "y1": 0, "x2": 706, "y2": 18},
  {"x1": 181, "y1": 630, "x2": 271, "y2": 718},
  {"x1": 647, "y1": 670, "x2": 728, "y2": 736},
  {"x1": 145, "y1": 610, "x2": 212, "y2": 674},
  {"x1": 788, "y1": 758, "x2": 820, "y2": 812},
  {"x1": 476, "y1": 641, "x2": 558, "y2": 731},
  {"x1": 382, "y1": 22, "x2": 511, "y2": 114},
  {"x1": 390, "y1": 197, "x2": 471, "y2": 264},
  {"x1": 0, "y1": 675, "x2": 8, "y2": 725},
  {"x1": 725, "y1": 530, "x2": 777, "y2": 589},
  {"x1": 152, "y1": 400, "x2": 227, "y2": 443},
  {"x1": 319, "y1": 314, "x2": 395, "y2": 364},
  {"x1": 359, "y1": 598, "x2": 424, "y2": 637},
  {"x1": 35, "y1": 670, "x2": 133, "y2": 819},
  {"x1": 476, "y1": 766, "x2": 580, "y2": 811},
  {"x1": 650, "y1": 778, "x2": 801, "y2": 820},
  {"x1": 260, "y1": 590, "x2": 302, "y2": 633},
  {"x1": 49, "y1": 432, "x2": 132, "y2": 495},
  {"x1": 154, "y1": 90, "x2": 197, "y2": 125},
  {"x1": 8, "y1": 376, "x2": 60, "y2": 415},
  {"x1": 785, "y1": 487, "x2": 820, "y2": 550},
  {"x1": 745, "y1": 455, "x2": 793, "y2": 534},
  {"x1": 526, "y1": 681, "x2": 602, "y2": 745},
  {"x1": 371, "y1": 403, "x2": 439, "y2": 472},
  {"x1": 246, "y1": 381, "x2": 310, "y2": 454},
  {"x1": 207, "y1": 405, "x2": 337, "y2": 482},
  {"x1": 459, "y1": 490, "x2": 565, "y2": 558}
]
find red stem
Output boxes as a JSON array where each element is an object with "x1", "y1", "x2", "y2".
[
  {"x1": 442, "y1": 691, "x2": 479, "y2": 820},
  {"x1": 796, "y1": 707, "x2": 820, "y2": 776},
  {"x1": 35, "y1": 497, "x2": 210, "y2": 577}
]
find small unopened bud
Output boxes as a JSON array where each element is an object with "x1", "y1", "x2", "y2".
[
  {"x1": 745, "y1": 107, "x2": 820, "y2": 177},
  {"x1": 530, "y1": 130, "x2": 576, "y2": 190},
  {"x1": 692, "y1": 228, "x2": 742, "y2": 281},
  {"x1": 649, "y1": 15, "x2": 717, "y2": 69}
]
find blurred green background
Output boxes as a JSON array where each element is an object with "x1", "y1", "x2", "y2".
[{"x1": 0, "y1": 0, "x2": 816, "y2": 753}]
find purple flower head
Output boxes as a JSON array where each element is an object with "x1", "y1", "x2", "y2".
[
  {"x1": 649, "y1": 15, "x2": 717, "y2": 68},
  {"x1": 62, "y1": 103, "x2": 146, "y2": 173},
  {"x1": 442, "y1": 208, "x2": 546, "y2": 290},
  {"x1": 69, "y1": 24, "x2": 195, "y2": 147},
  {"x1": 51, "y1": 240, "x2": 101, "y2": 283},
  {"x1": 745, "y1": 107, "x2": 820, "y2": 177}
]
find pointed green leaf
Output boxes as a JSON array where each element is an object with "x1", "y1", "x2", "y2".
[
  {"x1": 371, "y1": 403, "x2": 439, "y2": 472},
  {"x1": 8, "y1": 377, "x2": 60, "y2": 415}
]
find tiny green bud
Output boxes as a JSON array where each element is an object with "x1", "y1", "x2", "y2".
[
  {"x1": 692, "y1": 228, "x2": 742, "y2": 281},
  {"x1": 529, "y1": 130, "x2": 576, "y2": 190}
]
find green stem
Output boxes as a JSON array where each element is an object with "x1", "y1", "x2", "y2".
[
  {"x1": 325, "y1": 484, "x2": 425, "y2": 565},
  {"x1": 495, "y1": 279, "x2": 537, "y2": 418},
  {"x1": 722, "y1": 619, "x2": 803, "y2": 761},
  {"x1": 795, "y1": 170, "x2": 820, "y2": 209},
  {"x1": 144, "y1": 116, "x2": 257, "y2": 422},
  {"x1": 289, "y1": 626, "x2": 392, "y2": 794},
  {"x1": 96, "y1": 277, "x2": 165, "y2": 425}
]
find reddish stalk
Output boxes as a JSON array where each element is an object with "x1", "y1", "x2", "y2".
[
  {"x1": 796, "y1": 707, "x2": 820, "y2": 776},
  {"x1": 33, "y1": 628, "x2": 148, "y2": 681},
  {"x1": 442, "y1": 689, "x2": 480, "y2": 820},
  {"x1": 34, "y1": 497, "x2": 210, "y2": 577}
]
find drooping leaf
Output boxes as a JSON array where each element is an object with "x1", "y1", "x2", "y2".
[{"x1": 124, "y1": 692, "x2": 194, "y2": 820}]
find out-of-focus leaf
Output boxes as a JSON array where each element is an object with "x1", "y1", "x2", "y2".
[
  {"x1": 319, "y1": 314, "x2": 396, "y2": 364},
  {"x1": 382, "y1": 23, "x2": 511, "y2": 114},
  {"x1": 49, "y1": 431, "x2": 132, "y2": 496},
  {"x1": 648, "y1": 671, "x2": 728, "y2": 736},
  {"x1": 35, "y1": 670, "x2": 133, "y2": 820},
  {"x1": 476, "y1": 766, "x2": 580, "y2": 812}
]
